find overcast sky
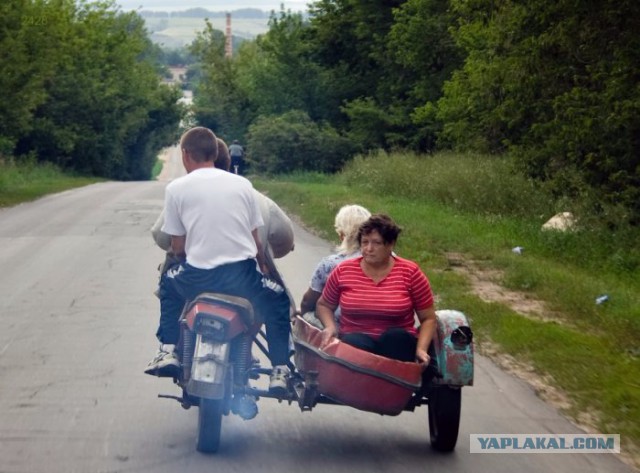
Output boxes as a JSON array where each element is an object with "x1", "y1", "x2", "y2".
[{"x1": 116, "y1": 1, "x2": 310, "y2": 12}]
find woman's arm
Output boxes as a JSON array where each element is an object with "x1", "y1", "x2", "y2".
[
  {"x1": 251, "y1": 228, "x2": 270, "y2": 276},
  {"x1": 316, "y1": 296, "x2": 339, "y2": 348},
  {"x1": 300, "y1": 288, "x2": 321, "y2": 315},
  {"x1": 151, "y1": 211, "x2": 172, "y2": 251},
  {"x1": 415, "y1": 306, "x2": 437, "y2": 365}
]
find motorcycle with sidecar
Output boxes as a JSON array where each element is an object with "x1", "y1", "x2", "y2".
[{"x1": 158, "y1": 285, "x2": 474, "y2": 454}]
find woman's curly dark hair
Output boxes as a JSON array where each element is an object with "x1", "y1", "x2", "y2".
[{"x1": 357, "y1": 213, "x2": 402, "y2": 245}]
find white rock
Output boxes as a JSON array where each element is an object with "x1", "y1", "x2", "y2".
[{"x1": 542, "y1": 212, "x2": 576, "y2": 231}]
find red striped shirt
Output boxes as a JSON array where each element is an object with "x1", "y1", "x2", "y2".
[{"x1": 322, "y1": 256, "x2": 434, "y2": 338}]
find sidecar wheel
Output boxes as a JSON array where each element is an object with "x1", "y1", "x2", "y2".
[
  {"x1": 197, "y1": 399, "x2": 223, "y2": 453},
  {"x1": 428, "y1": 386, "x2": 461, "y2": 452}
]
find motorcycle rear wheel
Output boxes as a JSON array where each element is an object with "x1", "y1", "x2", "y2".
[
  {"x1": 197, "y1": 398, "x2": 223, "y2": 453},
  {"x1": 428, "y1": 386, "x2": 461, "y2": 452}
]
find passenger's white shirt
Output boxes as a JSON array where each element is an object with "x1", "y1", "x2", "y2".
[{"x1": 162, "y1": 167, "x2": 263, "y2": 269}]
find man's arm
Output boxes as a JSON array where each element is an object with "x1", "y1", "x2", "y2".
[{"x1": 170, "y1": 235, "x2": 186, "y2": 259}]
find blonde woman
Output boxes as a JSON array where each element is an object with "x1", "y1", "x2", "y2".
[{"x1": 299, "y1": 204, "x2": 371, "y2": 315}]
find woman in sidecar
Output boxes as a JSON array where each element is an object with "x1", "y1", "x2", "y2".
[{"x1": 315, "y1": 213, "x2": 436, "y2": 367}]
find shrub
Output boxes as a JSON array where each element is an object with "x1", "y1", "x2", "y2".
[
  {"x1": 246, "y1": 110, "x2": 355, "y2": 174},
  {"x1": 339, "y1": 150, "x2": 555, "y2": 219}
]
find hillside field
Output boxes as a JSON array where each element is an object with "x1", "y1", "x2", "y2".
[{"x1": 143, "y1": 14, "x2": 270, "y2": 48}]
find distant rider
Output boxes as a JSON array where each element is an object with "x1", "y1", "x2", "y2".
[{"x1": 228, "y1": 139, "x2": 245, "y2": 175}]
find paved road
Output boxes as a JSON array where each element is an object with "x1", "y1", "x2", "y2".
[{"x1": 0, "y1": 171, "x2": 633, "y2": 472}]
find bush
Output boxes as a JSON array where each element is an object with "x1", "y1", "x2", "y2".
[
  {"x1": 339, "y1": 150, "x2": 555, "y2": 219},
  {"x1": 245, "y1": 110, "x2": 355, "y2": 174}
]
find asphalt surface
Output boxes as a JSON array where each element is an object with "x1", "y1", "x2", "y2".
[{"x1": 0, "y1": 155, "x2": 633, "y2": 472}]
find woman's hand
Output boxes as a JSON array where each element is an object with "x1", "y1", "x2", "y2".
[
  {"x1": 415, "y1": 306, "x2": 436, "y2": 368},
  {"x1": 415, "y1": 347, "x2": 431, "y2": 367},
  {"x1": 320, "y1": 326, "x2": 338, "y2": 350},
  {"x1": 316, "y1": 296, "x2": 339, "y2": 350}
]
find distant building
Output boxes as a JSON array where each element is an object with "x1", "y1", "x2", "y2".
[{"x1": 162, "y1": 67, "x2": 188, "y2": 86}]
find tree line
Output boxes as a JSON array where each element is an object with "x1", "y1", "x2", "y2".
[
  {"x1": 189, "y1": 0, "x2": 639, "y2": 226},
  {"x1": 0, "y1": 0, "x2": 183, "y2": 180}
]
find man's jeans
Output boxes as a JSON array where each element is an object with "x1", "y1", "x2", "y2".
[{"x1": 156, "y1": 259, "x2": 291, "y2": 366}]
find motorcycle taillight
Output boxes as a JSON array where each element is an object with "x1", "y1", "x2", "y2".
[
  {"x1": 184, "y1": 301, "x2": 246, "y2": 342},
  {"x1": 194, "y1": 314, "x2": 229, "y2": 341}
]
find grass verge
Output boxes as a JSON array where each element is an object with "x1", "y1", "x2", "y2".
[{"x1": 0, "y1": 160, "x2": 101, "y2": 207}]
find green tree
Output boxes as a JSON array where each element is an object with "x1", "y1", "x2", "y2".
[
  {"x1": 190, "y1": 20, "x2": 253, "y2": 142},
  {"x1": 387, "y1": 0, "x2": 463, "y2": 150},
  {"x1": 0, "y1": 0, "x2": 68, "y2": 154},
  {"x1": 236, "y1": 10, "x2": 333, "y2": 123},
  {"x1": 307, "y1": 0, "x2": 406, "y2": 146},
  {"x1": 13, "y1": 0, "x2": 183, "y2": 179},
  {"x1": 437, "y1": 0, "x2": 640, "y2": 224},
  {"x1": 307, "y1": 0, "x2": 462, "y2": 153},
  {"x1": 246, "y1": 110, "x2": 353, "y2": 174}
]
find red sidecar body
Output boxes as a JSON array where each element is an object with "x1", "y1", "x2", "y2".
[{"x1": 292, "y1": 316, "x2": 423, "y2": 416}]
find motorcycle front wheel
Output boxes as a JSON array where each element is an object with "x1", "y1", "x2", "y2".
[{"x1": 197, "y1": 398, "x2": 223, "y2": 453}]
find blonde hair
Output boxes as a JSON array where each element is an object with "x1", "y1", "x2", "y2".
[{"x1": 335, "y1": 204, "x2": 371, "y2": 255}]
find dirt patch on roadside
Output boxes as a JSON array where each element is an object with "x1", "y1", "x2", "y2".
[
  {"x1": 445, "y1": 251, "x2": 578, "y2": 409},
  {"x1": 445, "y1": 252, "x2": 565, "y2": 324},
  {"x1": 481, "y1": 338, "x2": 637, "y2": 469},
  {"x1": 445, "y1": 251, "x2": 576, "y2": 407}
]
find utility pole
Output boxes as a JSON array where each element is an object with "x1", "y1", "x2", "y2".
[{"x1": 225, "y1": 13, "x2": 232, "y2": 58}]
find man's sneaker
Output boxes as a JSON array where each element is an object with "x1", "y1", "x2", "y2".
[
  {"x1": 269, "y1": 365, "x2": 290, "y2": 395},
  {"x1": 144, "y1": 344, "x2": 180, "y2": 377}
]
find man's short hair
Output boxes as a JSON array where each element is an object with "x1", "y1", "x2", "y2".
[{"x1": 180, "y1": 127, "x2": 218, "y2": 163}]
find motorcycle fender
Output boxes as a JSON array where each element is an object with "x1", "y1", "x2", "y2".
[
  {"x1": 432, "y1": 310, "x2": 474, "y2": 387},
  {"x1": 187, "y1": 335, "x2": 230, "y2": 400}
]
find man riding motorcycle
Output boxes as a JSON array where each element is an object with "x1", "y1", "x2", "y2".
[{"x1": 145, "y1": 127, "x2": 293, "y2": 395}]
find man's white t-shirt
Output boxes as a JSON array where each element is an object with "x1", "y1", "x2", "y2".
[{"x1": 161, "y1": 167, "x2": 264, "y2": 269}]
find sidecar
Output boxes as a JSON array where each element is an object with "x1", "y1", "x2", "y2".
[{"x1": 290, "y1": 309, "x2": 474, "y2": 452}]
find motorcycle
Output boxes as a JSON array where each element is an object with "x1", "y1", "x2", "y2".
[
  {"x1": 160, "y1": 291, "x2": 267, "y2": 453},
  {"x1": 158, "y1": 286, "x2": 474, "y2": 454}
]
